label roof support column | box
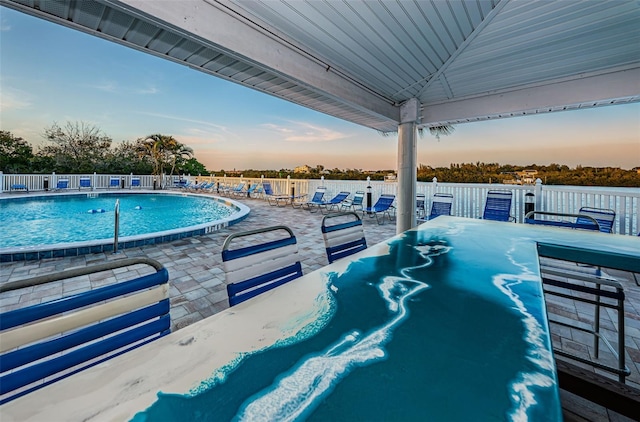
[396,99,419,234]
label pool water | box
[0,193,240,249]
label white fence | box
[2,173,639,235]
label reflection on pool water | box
[0,192,249,261]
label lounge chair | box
[10,184,29,193]
[318,191,351,213]
[262,181,291,206]
[187,181,207,192]
[55,179,69,191]
[362,194,395,224]
[482,190,514,222]
[223,225,303,307]
[79,177,92,190]
[577,206,616,233]
[242,183,259,198]
[225,182,246,197]
[321,212,367,264]
[341,191,365,212]
[130,177,141,189]
[108,177,120,189]
[251,185,264,198]
[231,182,253,197]
[194,182,215,192]
[302,187,327,212]
[173,179,188,189]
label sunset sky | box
[1,6,639,171]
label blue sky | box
[1,6,639,171]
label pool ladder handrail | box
[113,199,120,253]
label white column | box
[396,98,419,234]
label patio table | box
[4,216,638,421]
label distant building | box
[517,169,538,184]
[294,165,312,174]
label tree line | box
[2,123,637,186]
[0,122,209,176]
[416,162,640,187]
[223,163,639,186]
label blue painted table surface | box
[4,217,639,421]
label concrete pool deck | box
[1,191,639,421]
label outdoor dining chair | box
[428,193,453,220]
[482,190,514,222]
[321,212,367,264]
[577,207,615,233]
[222,225,303,307]
[524,211,601,232]
[416,194,426,218]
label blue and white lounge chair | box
[262,181,290,206]
[363,194,395,224]
[231,182,253,197]
[109,177,120,189]
[10,184,29,193]
[341,191,365,212]
[131,177,141,189]
[194,182,215,192]
[482,190,514,222]
[317,191,351,213]
[79,177,92,190]
[188,181,205,191]
[173,178,188,189]
[55,179,69,191]
[302,187,327,212]
[225,182,246,197]
[223,225,303,307]
[322,212,367,264]
[239,183,259,198]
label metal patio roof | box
[3,0,639,133]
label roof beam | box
[107,0,399,123]
[421,67,640,125]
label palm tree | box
[421,125,455,141]
[167,143,194,177]
[139,134,192,176]
[378,124,455,141]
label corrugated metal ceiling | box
[2,0,639,133]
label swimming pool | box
[0,192,250,262]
